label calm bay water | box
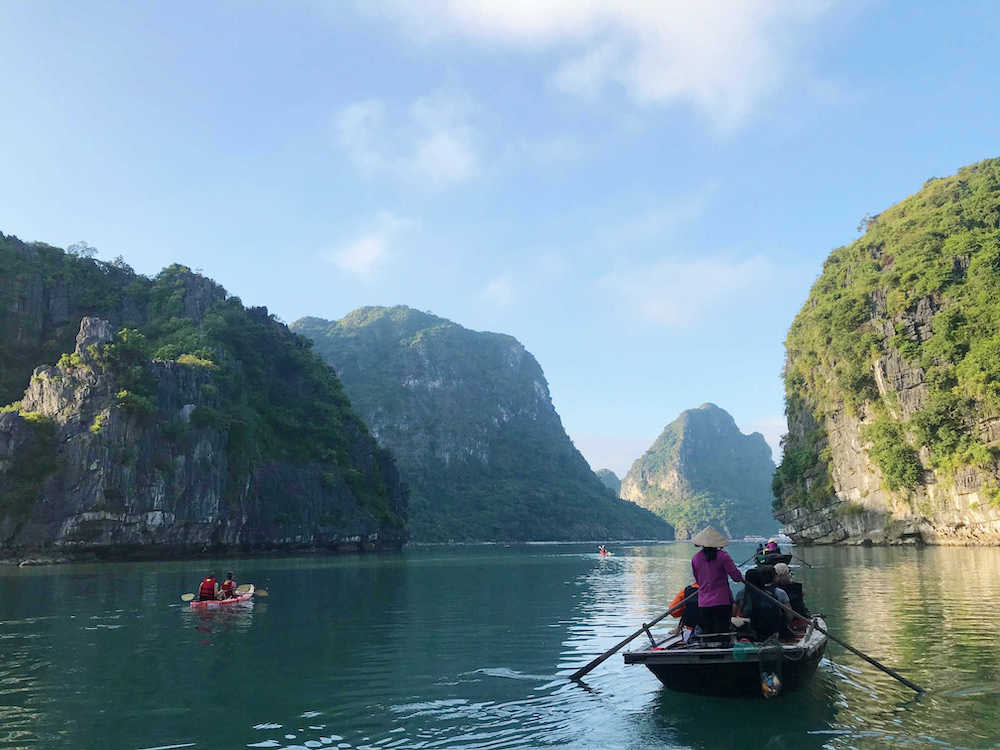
[1,542,999,749]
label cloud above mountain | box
[367,0,835,130]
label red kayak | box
[189,584,254,608]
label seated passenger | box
[743,566,792,640]
[220,571,237,599]
[668,583,701,640]
[764,538,780,554]
[198,575,220,602]
[773,562,809,620]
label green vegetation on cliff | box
[776,158,1000,511]
[621,403,777,538]
[0,233,405,544]
[294,307,672,542]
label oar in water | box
[180,593,195,602]
[743,580,924,694]
[569,588,699,681]
[791,553,814,569]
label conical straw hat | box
[691,526,729,547]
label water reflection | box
[0,545,999,748]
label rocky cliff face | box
[0,236,407,557]
[774,159,1000,545]
[293,307,672,542]
[621,403,777,539]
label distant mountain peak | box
[621,403,776,539]
[293,307,672,542]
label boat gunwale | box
[624,616,827,667]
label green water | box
[1,543,999,749]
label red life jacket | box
[221,579,235,596]
[199,577,217,600]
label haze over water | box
[1,543,998,749]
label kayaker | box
[690,526,743,638]
[220,571,237,599]
[197,575,221,602]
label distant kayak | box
[189,584,254,608]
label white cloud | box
[741,415,788,460]
[334,91,480,187]
[334,99,388,174]
[368,0,834,130]
[482,274,516,306]
[323,212,410,279]
[600,254,773,326]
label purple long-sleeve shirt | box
[691,548,743,607]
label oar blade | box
[180,593,195,602]
[235,583,252,594]
[254,589,268,597]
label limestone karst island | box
[4,3,1000,744]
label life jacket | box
[670,584,701,629]
[198,577,217,601]
[221,579,236,597]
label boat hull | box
[624,617,827,697]
[189,585,254,609]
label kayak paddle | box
[180,593,195,602]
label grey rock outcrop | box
[0,315,407,557]
[775,159,1000,545]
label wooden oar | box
[743,580,924,694]
[180,593,195,602]
[569,588,699,681]
[791,553,814,569]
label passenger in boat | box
[773,562,809,619]
[668,583,701,640]
[690,526,743,638]
[741,565,794,640]
[197,575,220,602]
[220,571,237,599]
[764,538,780,554]
[754,542,767,564]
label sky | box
[2,1,999,476]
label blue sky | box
[2,1,999,475]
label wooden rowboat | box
[624,615,827,697]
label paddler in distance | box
[197,574,221,601]
[220,571,237,599]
